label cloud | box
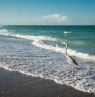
[33,14,69,25]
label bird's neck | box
[65,43,68,55]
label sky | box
[0,0,95,25]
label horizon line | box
[1,24,95,26]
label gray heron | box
[63,42,78,77]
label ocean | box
[0,25,95,93]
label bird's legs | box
[70,66,75,78]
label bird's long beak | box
[62,42,67,44]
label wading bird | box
[63,42,78,77]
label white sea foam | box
[64,31,71,34]
[0,29,11,36]
[32,41,95,62]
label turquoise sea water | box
[1,25,95,55]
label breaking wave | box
[64,31,71,34]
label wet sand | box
[0,68,95,97]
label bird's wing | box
[68,55,78,65]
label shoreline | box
[0,68,95,97]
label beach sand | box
[0,68,95,97]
